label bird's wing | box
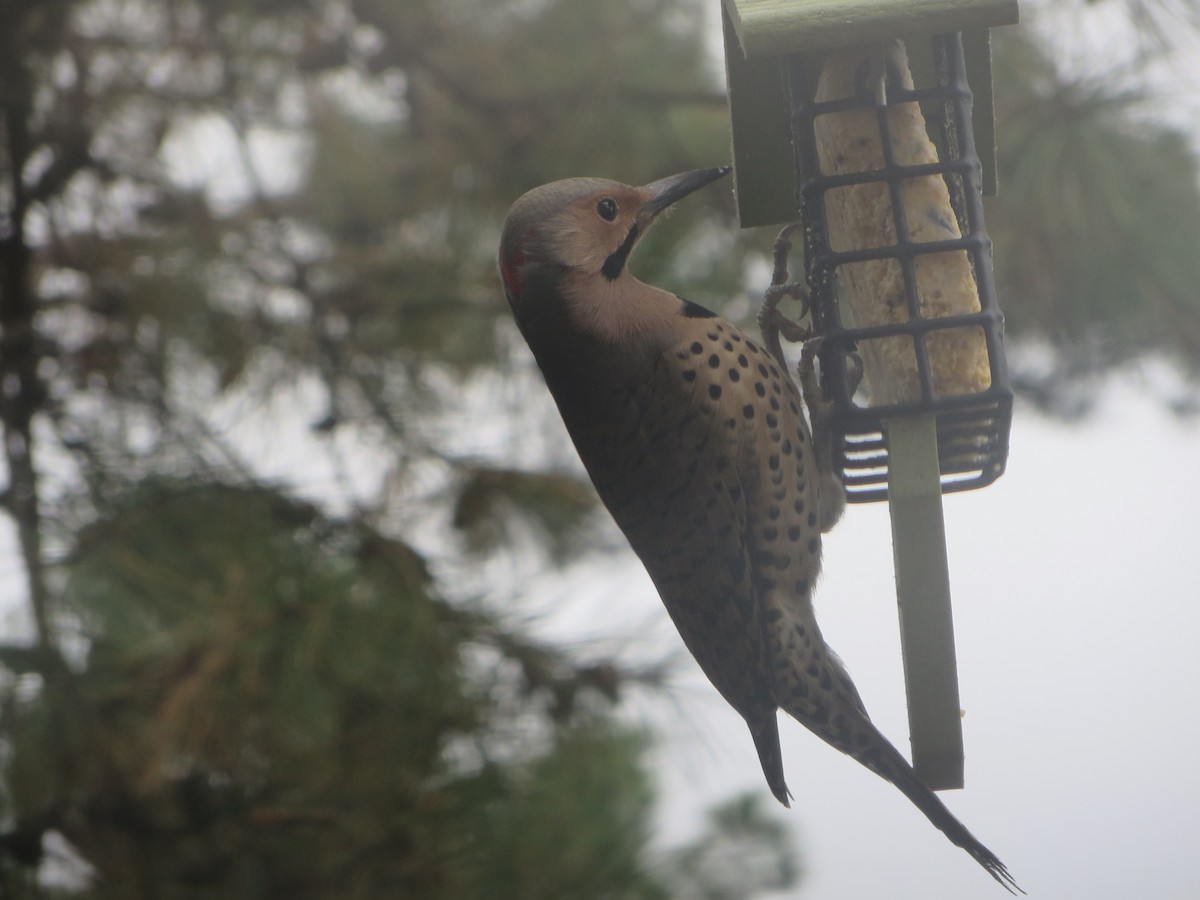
[561,314,775,722]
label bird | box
[499,167,1021,893]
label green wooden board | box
[722,0,1014,227]
[723,0,1017,56]
[721,4,796,228]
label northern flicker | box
[499,168,1020,893]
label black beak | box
[638,166,732,225]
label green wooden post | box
[887,414,964,789]
[721,0,1018,792]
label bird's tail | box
[852,732,1024,894]
[748,715,792,807]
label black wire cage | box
[786,32,1013,502]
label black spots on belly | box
[788,526,802,542]
[742,404,755,420]
[807,511,817,528]
[771,381,782,396]
[675,350,689,360]
[763,525,778,542]
[682,370,696,383]
[723,340,734,352]
[690,341,704,355]
[768,363,781,379]
[789,400,801,416]
[772,486,787,502]
[728,368,740,382]
[807,537,819,554]
[745,340,760,354]
[725,417,737,430]
[708,383,722,400]
[767,503,781,520]
[766,413,778,430]
[769,470,783,488]
[781,439,793,456]
[793,577,809,595]
[769,395,781,412]
[758,363,770,378]
[768,454,780,471]
[708,354,720,369]
[706,331,719,341]
[754,382,767,398]
[793,620,807,638]
[794,498,805,514]
[737,353,749,368]
[730,331,742,343]
[804,659,833,690]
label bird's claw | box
[845,347,864,400]
[798,337,847,530]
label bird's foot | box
[799,337,847,530]
[759,222,812,370]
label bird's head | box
[498,167,731,330]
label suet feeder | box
[720,0,1018,790]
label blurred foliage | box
[0,482,705,897]
[660,794,800,899]
[0,0,795,896]
[451,464,599,561]
[988,24,1200,414]
[3,0,1200,894]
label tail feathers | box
[748,715,792,807]
[861,739,1024,895]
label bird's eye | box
[596,198,618,222]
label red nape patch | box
[500,245,526,297]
